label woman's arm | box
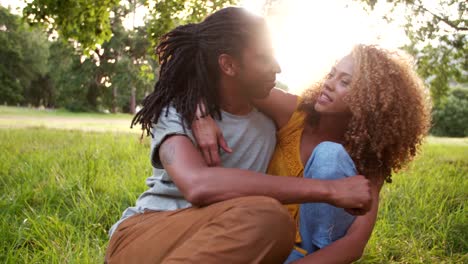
[191,88,298,166]
[190,103,232,166]
[252,88,298,129]
[293,181,383,264]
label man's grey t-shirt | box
[109,106,276,236]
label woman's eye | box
[341,80,350,86]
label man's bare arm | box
[159,135,372,213]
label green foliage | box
[359,0,467,106]
[13,0,237,112]
[96,18,156,113]
[0,125,466,263]
[0,3,158,112]
[276,80,289,91]
[22,0,238,56]
[0,6,49,105]
[145,0,237,56]
[46,40,84,109]
[23,0,120,54]
[431,88,468,137]
[404,32,467,107]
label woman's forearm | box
[294,183,381,264]
[293,235,367,264]
[251,88,298,128]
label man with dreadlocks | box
[105,7,372,263]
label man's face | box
[236,35,281,99]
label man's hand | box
[328,176,372,215]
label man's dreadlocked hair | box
[131,7,267,136]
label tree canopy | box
[2,0,234,113]
[23,0,236,54]
[0,6,49,105]
[23,0,120,54]
[360,0,467,106]
[1,0,467,136]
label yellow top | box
[266,101,306,246]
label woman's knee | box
[313,141,351,162]
[304,141,357,180]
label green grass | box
[0,106,137,133]
[0,107,467,263]
[1,128,152,263]
[357,142,467,263]
[0,106,132,118]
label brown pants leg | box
[105,196,296,264]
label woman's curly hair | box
[300,45,432,183]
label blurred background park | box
[0,0,466,263]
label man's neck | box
[218,78,253,115]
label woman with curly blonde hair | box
[193,44,431,263]
[298,44,431,184]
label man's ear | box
[218,54,238,77]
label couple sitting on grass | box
[105,7,430,263]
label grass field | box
[0,106,135,133]
[0,107,467,263]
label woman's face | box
[314,55,354,114]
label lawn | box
[0,106,136,133]
[0,107,467,263]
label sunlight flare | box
[242,0,408,94]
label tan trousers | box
[105,196,296,264]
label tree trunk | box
[129,86,136,114]
[112,86,118,113]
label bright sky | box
[241,0,409,94]
[0,0,24,13]
[1,0,409,94]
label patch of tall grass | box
[1,129,150,263]
[0,128,466,263]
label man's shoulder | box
[155,106,183,124]
[151,106,191,136]
[217,109,275,136]
[150,105,195,168]
[251,109,276,129]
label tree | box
[97,20,156,113]
[359,0,467,106]
[0,6,49,105]
[144,0,236,54]
[431,87,468,137]
[21,0,237,113]
[24,0,238,56]
[47,39,82,109]
[23,0,120,54]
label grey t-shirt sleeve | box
[150,106,196,169]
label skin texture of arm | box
[292,181,383,264]
[159,134,373,213]
[251,87,298,129]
